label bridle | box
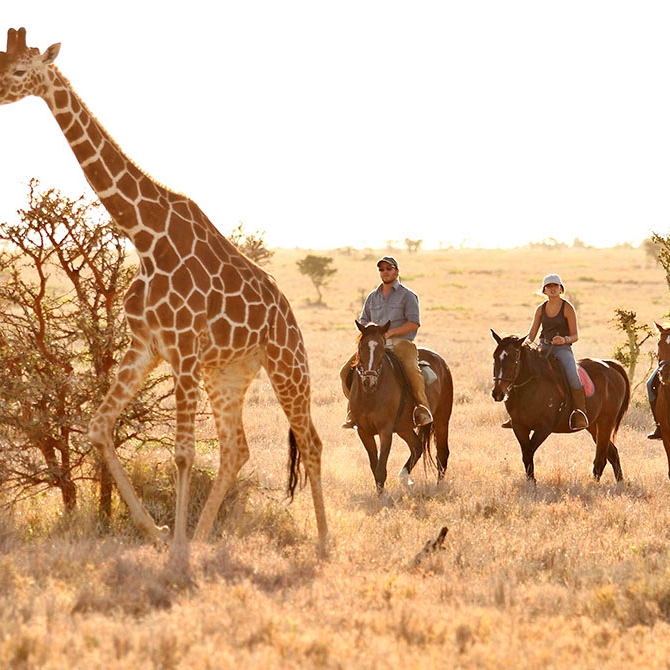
[356,362,382,383]
[493,345,522,387]
[493,343,536,395]
[356,335,385,390]
[658,359,670,386]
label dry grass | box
[1,244,669,669]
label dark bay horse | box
[653,322,670,478]
[491,330,630,482]
[348,321,453,491]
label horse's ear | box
[491,329,502,344]
[381,321,391,333]
[656,322,665,333]
[355,320,365,333]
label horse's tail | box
[287,429,303,501]
[607,359,631,437]
[418,423,436,471]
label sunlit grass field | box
[1,243,670,669]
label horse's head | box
[655,322,670,386]
[355,320,390,392]
[491,329,527,401]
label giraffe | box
[0,27,328,553]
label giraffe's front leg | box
[88,344,169,542]
[172,373,200,548]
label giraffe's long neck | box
[41,67,167,245]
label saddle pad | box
[419,360,438,387]
[577,366,595,397]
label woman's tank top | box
[540,300,569,342]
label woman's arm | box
[527,304,543,342]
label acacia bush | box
[0,181,173,518]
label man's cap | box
[377,256,398,269]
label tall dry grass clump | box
[0,245,669,668]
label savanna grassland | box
[2,244,670,669]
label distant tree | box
[228,221,273,266]
[404,238,422,253]
[296,254,337,305]
[529,238,567,249]
[0,181,173,519]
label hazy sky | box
[1,2,669,249]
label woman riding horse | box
[503,273,588,431]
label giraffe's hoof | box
[152,525,171,544]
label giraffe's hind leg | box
[266,366,329,556]
[193,361,257,542]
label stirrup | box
[413,405,433,427]
[569,409,589,431]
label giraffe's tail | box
[287,429,304,500]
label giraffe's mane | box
[52,65,192,204]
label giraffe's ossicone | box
[0,27,328,554]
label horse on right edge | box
[652,322,670,479]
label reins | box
[355,340,411,429]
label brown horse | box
[348,321,453,492]
[653,322,670,478]
[491,330,630,482]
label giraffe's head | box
[0,28,60,106]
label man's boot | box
[569,387,589,431]
[648,395,662,439]
[413,404,433,427]
[341,406,356,429]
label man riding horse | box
[339,256,433,428]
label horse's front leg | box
[514,426,551,482]
[357,428,380,490]
[662,431,670,480]
[375,429,394,492]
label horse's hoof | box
[398,468,414,488]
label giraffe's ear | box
[42,43,60,64]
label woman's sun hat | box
[542,274,564,291]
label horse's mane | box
[497,334,556,378]
[521,341,552,377]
